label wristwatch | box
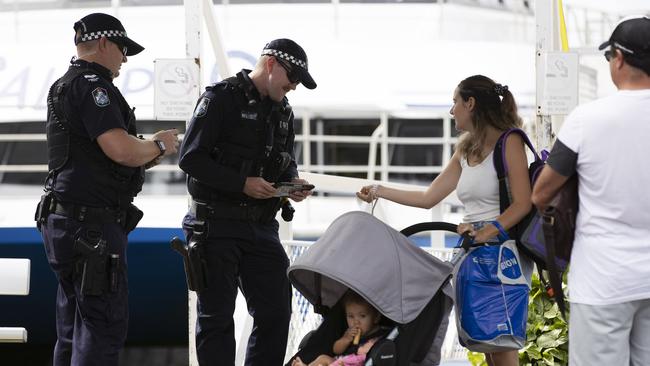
[153,139,166,157]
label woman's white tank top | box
[456,151,500,223]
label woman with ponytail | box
[358,75,532,366]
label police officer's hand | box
[152,129,180,157]
[244,177,277,199]
[144,156,163,170]
[288,178,312,202]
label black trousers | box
[183,214,292,366]
[41,213,129,366]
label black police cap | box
[262,39,317,89]
[74,13,144,56]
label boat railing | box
[0,110,458,184]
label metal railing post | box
[379,112,389,182]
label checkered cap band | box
[80,30,128,42]
[262,49,307,69]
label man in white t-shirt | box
[532,15,650,366]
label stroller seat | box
[286,211,458,366]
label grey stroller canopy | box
[288,211,453,324]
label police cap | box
[74,13,144,56]
[262,39,317,89]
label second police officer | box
[36,13,179,366]
[178,39,316,365]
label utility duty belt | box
[35,192,143,232]
[190,199,282,224]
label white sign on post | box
[154,59,200,120]
[537,52,579,115]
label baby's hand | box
[344,326,359,341]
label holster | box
[280,198,294,222]
[35,191,56,231]
[259,198,284,222]
[170,224,209,292]
[124,204,144,233]
[74,233,109,296]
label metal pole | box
[184,1,201,365]
[201,0,232,78]
[535,0,556,152]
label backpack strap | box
[542,216,569,319]
[494,129,565,312]
[493,128,542,207]
[492,128,542,226]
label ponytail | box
[455,75,522,162]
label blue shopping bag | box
[454,240,529,353]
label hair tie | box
[494,84,508,96]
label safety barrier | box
[0,258,31,343]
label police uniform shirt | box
[179,69,298,202]
[52,59,136,207]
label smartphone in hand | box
[273,182,315,197]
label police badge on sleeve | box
[92,87,110,107]
[193,97,210,118]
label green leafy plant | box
[467,351,487,365]
[467,272,569,366]
[519,272,569,365]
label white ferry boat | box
[0,0,645,364]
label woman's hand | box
[473,223,500,243]
[356,185,378,203]
[457,223,499,244]
[457,223,474,237]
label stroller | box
[286,211,458,366]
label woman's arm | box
[357,151,462,209]
[473,133,532,242]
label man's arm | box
[97,128,179,168]
[531,166,570,212]
[531,139,577,211]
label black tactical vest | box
[46,66,144,205]
[188,71,293,203]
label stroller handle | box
[401,222,475,267]
[400,221,458,237]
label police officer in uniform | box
[35,13,179,366]
[179,38,316,365]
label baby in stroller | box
[292,290,386,366]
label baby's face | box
[345,302,377,335]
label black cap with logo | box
[599,16,650,68]
[262,38,317,89]
[73,13,144,57]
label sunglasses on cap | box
[275,57,300,84]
